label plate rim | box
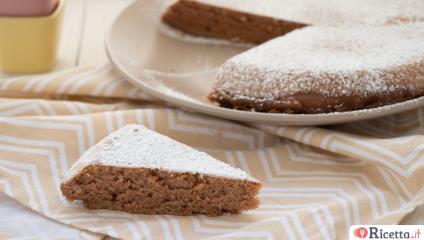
[105,0,424,126]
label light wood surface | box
[58,0,134,68]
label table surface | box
[0,0,422,235]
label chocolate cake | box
[162,0,307,44]
[208,24,424,114]
[162,0,424,44]
[61,125,261,216]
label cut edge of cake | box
[161,0,424,46]
[161,0,307,44]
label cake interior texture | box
[161,0,307,44]
[61,164,261,217]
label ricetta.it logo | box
[354,227,369,239]
[350,225,423,240]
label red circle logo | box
[354,227,368,238]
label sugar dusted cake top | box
[67,125,258,182]
[215,23,424,99]
[188,0,424,26]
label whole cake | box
[61,125,261,216]
[162,0,424,44]
[208,24,424,113]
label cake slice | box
[162,0,424,45]
[61,125,261,216]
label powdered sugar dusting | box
[67,125,258,182]
[215,24,424,100]
[194,0,424,26]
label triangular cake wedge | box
[162,0,424,44]
[61,125,261,216]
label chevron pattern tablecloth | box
[0,65,423,240]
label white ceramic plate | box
[105,0,424,126]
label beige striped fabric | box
[0,65,423,240]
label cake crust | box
[208,89,424,114]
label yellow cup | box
[0,0,64,73]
